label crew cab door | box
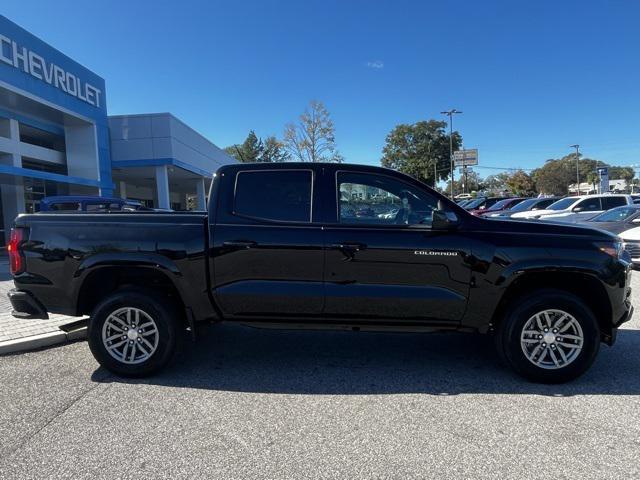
[322,169,471,324]
[210,167,324,318]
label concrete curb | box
[0,325,88,355]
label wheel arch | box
[491,270,614,343]
[76,264,190,329]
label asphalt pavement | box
[1,276,640,479]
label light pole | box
[570,144,580,194]
[441,109,462,198]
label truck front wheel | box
[496,289,600,383]
[88,289,178,377]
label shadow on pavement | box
[93,322,640,396]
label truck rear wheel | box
[496,289,600,383]
[88,289,178,377]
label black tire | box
[88,288,179,377]
[495,289,600,383]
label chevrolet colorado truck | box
[7,163,634,383]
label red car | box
[472,197,527,216]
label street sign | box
[598,167,609,193]
[453,149,478,167]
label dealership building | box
[0,15,236,242]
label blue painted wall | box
[0,15,112,192]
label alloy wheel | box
[101,307,159,364]
[520,309,584,370]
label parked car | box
[7,162,633,383]
[355,206,376,218]
[39,196,152,213]
[488,197,562,219]
[454,193,473,201]
[581,205,640,268]
[464,196,503,213]
[511,194,632,223]
[474,197,527,217]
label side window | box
[536,199,555,209]
[50,202,80,211]
[337,172,438,226]
[576,197,601,211]
[234,170,312,222]
[86,202,122,211]
[602,196,627,209]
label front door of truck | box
[210,167,325,319]
[323,169,471,324]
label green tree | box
[445,170,481,195]
[532,154,634,195]
[505,170,536,196]
[224,144,244,161]
[483,172,510,194]
[283,100,342,162]
[608,166,635,182]
[224,130,263,162]
[260,136,290,162]
[532,155,599,195]
[240,130,263,162]
[380,120,461,186]
[586,172,599,192]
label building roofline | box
[108,112,225,151]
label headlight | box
[595,241,623,259]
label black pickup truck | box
[7,163,634,383]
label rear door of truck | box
[209,165,325,319]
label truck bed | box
[12,212,212,321]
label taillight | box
[7,228,25,275]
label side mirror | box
[573,206,584,212]
[632,218,640,223]
[432,209,460,230]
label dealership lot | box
[1,276,639,479]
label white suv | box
[510,194,632,223]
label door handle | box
[223,240,257,249]
[331,242,366,252]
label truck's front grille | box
[623,241,640,259]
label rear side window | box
[602,196,627,209]
[234,170,312,222]
[50,202,80,211]
[575,197,601,211]
[86,202,123,211]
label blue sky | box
[4,0,640,175]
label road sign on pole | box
[597,167,609,193]
[453,149,478,167]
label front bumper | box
[8,289,49,320]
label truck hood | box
[619,226,640,241]
[476,216,619,241]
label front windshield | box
[465,198,485,209]
[509,198,538,212]
[485,199,511,211]
[590,206,639,222]
[547,197,579,211]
